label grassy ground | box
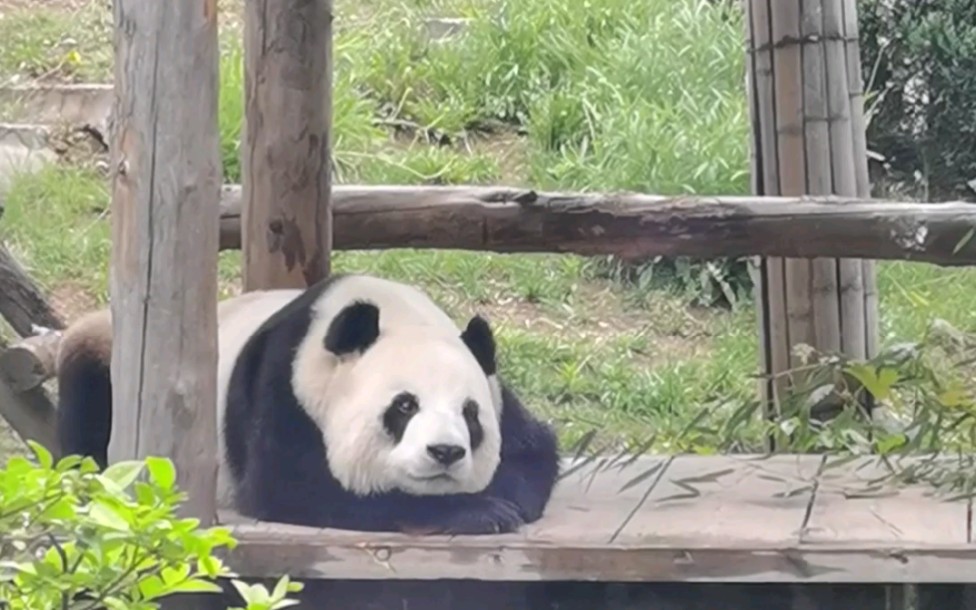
[0,0,975,460]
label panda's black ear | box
[324,301,380,356]
[461,315,496,376]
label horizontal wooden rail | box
[216,184,976,266]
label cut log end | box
[0,331,62,392]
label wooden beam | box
[108,0,220,522]
[0,242,64,337]
[241,0,332,290]
[0,338,59,456]
[216,185,976,266]
[216,455,976,584]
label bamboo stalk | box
[748,0,789,417]
[771,1,814,369]
[841,0,879,359]
[801,0,842,355]
[822,0,868,362]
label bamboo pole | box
[747,0,878,425]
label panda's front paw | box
[428,496,525,536]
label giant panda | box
[55,273,561,535]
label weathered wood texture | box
[217,455,976,584]
[242,0,332,290]
[0,337,58,455]
[196,579,894,610]
[0,329,61,392]
[746,0,877,425]
[217,185,976,266]
[108,0,220,522]
[0,242,64,337]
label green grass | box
[0,2,112,85]
[0,0,975,456]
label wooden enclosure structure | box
[0,0,975,608]
[747,0,879,427]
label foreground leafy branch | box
[0,443,302,610]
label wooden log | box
[241,0,332,290]
[0,242,64,337]
[108,0,220,525]
[216,184,976,266]
[0,329,61,392]
[0,338,59,457]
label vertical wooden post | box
[745,0,876,432]
[108,0,221,522]
[241,0,333,291]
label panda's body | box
[55,273,560,535]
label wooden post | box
[241,0,333,291]
[108,0,221,522]
[745,0,877,430]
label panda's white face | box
[291,304,504,497]
[325,328,502,495]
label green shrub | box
[0,443,301,610]
[859,0,976,201]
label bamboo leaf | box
[617,461,665,494]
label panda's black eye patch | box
[395,393,419,414]
[382,392,419,443]
[463,399,484,451]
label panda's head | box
[292,300,503,497]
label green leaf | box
[876,433,908,454]
[101,460,146,489]
[138,574,166,600]
[953,226,975,254]
[846,363,897,401]
[232,580,272,605]
[145,456,177,490]
[26,440,54,469]
[165,576,224,595]
[88,500,132,531]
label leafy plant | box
[0,444,302,610]
[586,317,976,500]
[860,0,976,201]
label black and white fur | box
[55,273,560,535]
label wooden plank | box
[108,0,221,521]
[217,456,976,584]
[803,456,969,546]
[241,0,332,290]
[616,454,825,547]
[530,455,675,544]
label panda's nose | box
[427,444,466,466]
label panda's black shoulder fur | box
[223,273,561,535]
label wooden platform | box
[219,454,976,584]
